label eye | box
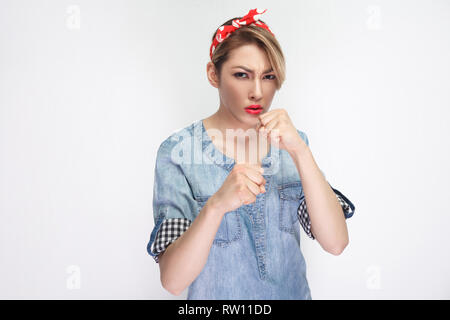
[233,72,276,80]
[234,72,248,79]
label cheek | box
[263,85,277,99]
[222,81,246,102]
[264,88,275,99]
[264,82,277,93]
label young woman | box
[146,8,355,300]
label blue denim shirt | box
[146,119,355,299]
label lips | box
[245,105,263,115]
[245,104,262,110]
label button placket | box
[251,175,270,280]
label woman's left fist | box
[256,108,307,154]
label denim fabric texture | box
[146,119,354,299]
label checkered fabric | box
[151,191,354,261]
[150,218,192,263]
[298,193,353,240]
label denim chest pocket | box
[195,196,242,248]
[278,182,304,233]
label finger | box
[258,181,266,193]
[259,111,279,127]
[255,119,262,131]
[260,119,279,139]
[234,164,265,181]
[241,167,266,186]
[258,108,277,121]
[265,118,279,133]
[259,119,278,138]
[242,162,265,175]
[244,163,266,181]
[244,178,263,196]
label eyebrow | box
[232,65,274,74]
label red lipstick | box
[245,104,262,115]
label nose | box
[249,78,263,101]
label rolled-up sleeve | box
[295,129,355,240]
[146,138,197,263]
[297,185,355,240]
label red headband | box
[210,8,275,60]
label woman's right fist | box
[208,163,266,214]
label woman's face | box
[207,44,278,128]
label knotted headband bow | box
[210,8,275,60]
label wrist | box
[205,195,224,216]
[288,137,310,158]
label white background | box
[1,0,449,299]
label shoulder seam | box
[158,121,196,151]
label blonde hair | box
[210,17,286,90]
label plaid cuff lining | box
[298,193,353,240]
[150,218,192,263]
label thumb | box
[255,120,262,131]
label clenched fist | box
[209,163,266,213]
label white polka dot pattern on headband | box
[209,8,275,59]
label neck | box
[203,105,270,165]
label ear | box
[206,61,220,88]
